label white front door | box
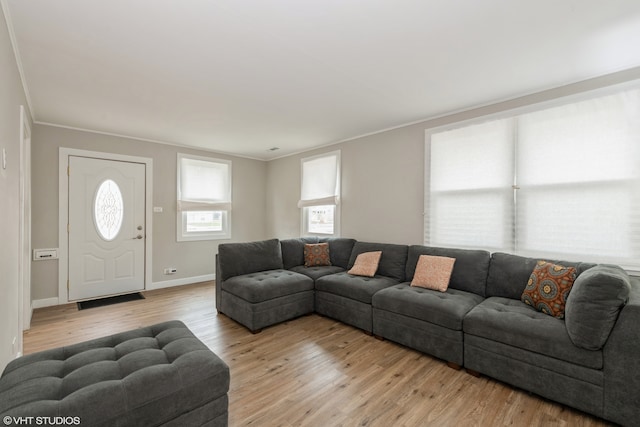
[68,156,146,301]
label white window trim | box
[299,150,341,237]
[176,153,232,241]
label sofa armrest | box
[603,276,640,425]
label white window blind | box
[177,155,232,211]
[428,120,514,251]
[299,151,340,235]
[298,151,340,208]
[177,154,232,241]
[427,88,640,271]
[516,91,640,266]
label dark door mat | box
[77,292,145,310]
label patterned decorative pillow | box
[521,260,577,318]
[347,251,382,277]
[410,255,456,292]
[304,243,331,267]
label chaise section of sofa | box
[463,252,635,422]
[464,298,605,415]
[314,241,408,333]
[372,245,489,367]
[217,239,314,333]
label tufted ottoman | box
[0,320,229,427]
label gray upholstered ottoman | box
[0,320,229,427]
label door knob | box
[133,234,143,239]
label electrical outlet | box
[163,268,177,275]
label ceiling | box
[5,1,640,160]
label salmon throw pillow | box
[410,255,456,292]
[347,251,382,277]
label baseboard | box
[32,297,60,309]
[32,276,215,309]
[148,274,216,291]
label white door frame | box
[18,106,31,343]
[58,148,153,305]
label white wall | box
[266,67,640,244]
[266,124,426,244]
[0,5,30,370]
[30,124,267,301]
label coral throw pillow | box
[304,243,331,267]
[521,260,577,319]
[410,255,456,292]
[348,251,382,277]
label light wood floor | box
[24,282,611,427]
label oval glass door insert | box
[94,179,124,241]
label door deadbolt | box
[137,225,143,230]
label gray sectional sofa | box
[215,238,640,426]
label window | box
[177,154,231,241]
[299,151,341,236]
[428,120,514,251]
[427,88,640,272]
[94,179,124,241]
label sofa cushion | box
[373,283,484,331]
[315,272,399,304]
[411,255,456,292]
[565,265,631,350]
[280,237,319,269]
[348,251,382,277]
[348,242,408,281]
[464,297,602,369]
[221,269,314,303]
[406,246,490,297]
[319,237,357,269]
[290,265,345,281]
[304,243,331,267]
[218,239,283,281]
[521,260,577,319]
[486,252,595,300]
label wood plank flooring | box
[23,282,611,427]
